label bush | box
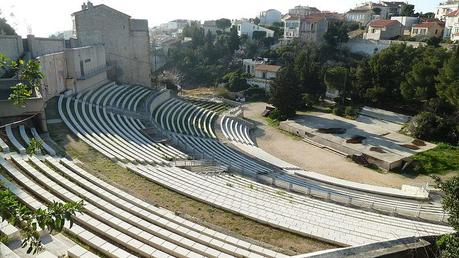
[268,108,287,122]
[332,105,344,116]
[344,106,357,117]
[223,71,250,92]
[302,93,318,108]
[244,87,266,101]
[404,112,458,145]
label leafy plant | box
[0,187,84,254]
[26,138,44,155]
[0,54,44,106]
[433,176,459,257]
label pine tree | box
[436,48,459,108]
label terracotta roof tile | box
[255,64,281,73]
[446,9,459,17]
[368,19,401,28]
[413,22,444,28]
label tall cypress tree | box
[270,64,302,119]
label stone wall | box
[26,35,65,58]
[342,39,426,55]
[65,45,108,93]
[38,52,67,101]
[0,35,24,60]
[73,4,151,87]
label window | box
[84,58,91,63]
[413,29,418,34]
[371,28,376,33]
[262,72,266,79]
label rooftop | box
[368,19,401,28]
[413,21,444,28]
[255,64,281,73]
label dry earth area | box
[243,102,454,188]
[45,118,336,255]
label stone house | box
[364,19,403,40]
[411,21,445,39]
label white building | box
[233,20,274,39]
[444,9,459,40]
[248,65,281,90]
[346,2,389,25]
[259,9,282,26]
[243,58,267,75]
[436,1,459,21]
[283,14,329,43]
[288,5,321,17]
[391,16,420,35]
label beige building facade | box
[72,2,151,87]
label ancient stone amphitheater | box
[0,83,454,257]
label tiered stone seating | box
[6,125,25,154]
[0,135,9,152]
[176,134,271,174]
[155,98,217,139]
[20,125,57,156]
[127,163,454,247]
[55,157,283,258]
[59,84,188,164]
[0,243,19,258]
[0,136,283,257]
[221,115,255,145]
[0,165,104,258]
[181,97,229,113]
[0,219,20,242]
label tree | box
[270,64,302,119]
[0,187,84,254]
[403,112,458,144]
[324,66,348,102]
[182,22,205,47]
[420,12,435,19]
[400,4,415,17]
[323,21,350,48]
[436,48,459,108]
[227,26,240,52]
[0,11,16,35]
[252,31,267,41]
[401,46,447,103]
[215,18,231,30]
[222,71,250,92]
[433,176,459,258]
[372,8,382,15]
[293,44,325,99]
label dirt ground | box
[243,102,449,188]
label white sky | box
[1,0,439,37]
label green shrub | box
[404,112,458,145]
[332,105,344,116]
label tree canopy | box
[0,11,16,35]
[215,18,231,30]
[400,4,415,17]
